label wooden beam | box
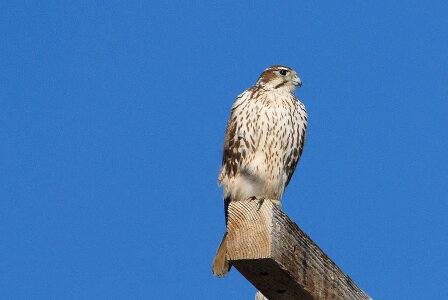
[226,200,372,300]
[255,291,268,300]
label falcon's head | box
[255,65,302,93]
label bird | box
[212,65,308,277]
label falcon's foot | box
[248,196,265,210]
[270,199,282,208]
[248,197,282,210]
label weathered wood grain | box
[226,200,372,300]
[255,291,269,300]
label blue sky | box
[1,1,447,299]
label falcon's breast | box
[219,85,307,201]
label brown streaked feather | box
[219,88,260,185]
[214,65,307,278]
[285,128,306,187]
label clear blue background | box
[1,1,447,299]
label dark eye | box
[279,69,288,76]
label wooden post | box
[255,291,269,300]
[226,200,372,300]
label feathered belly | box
[227,126,298,201]
[226,150,291,201]
[221,95,305,202]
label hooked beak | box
[293,77,302,87]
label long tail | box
[212,232,230,277]
[212,197,232,277]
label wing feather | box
[284,102,307,187]
[218,89,258,185]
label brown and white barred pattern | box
[218,65,307,202]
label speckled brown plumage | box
[218,65,307,202]
[213,65,308,277]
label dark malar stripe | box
[274,81,287,89]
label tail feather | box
[212,196,232,277]
[212,232,231,277]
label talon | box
[256,198,265,210]
[248,196,257,201]
[270,200,282,208]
